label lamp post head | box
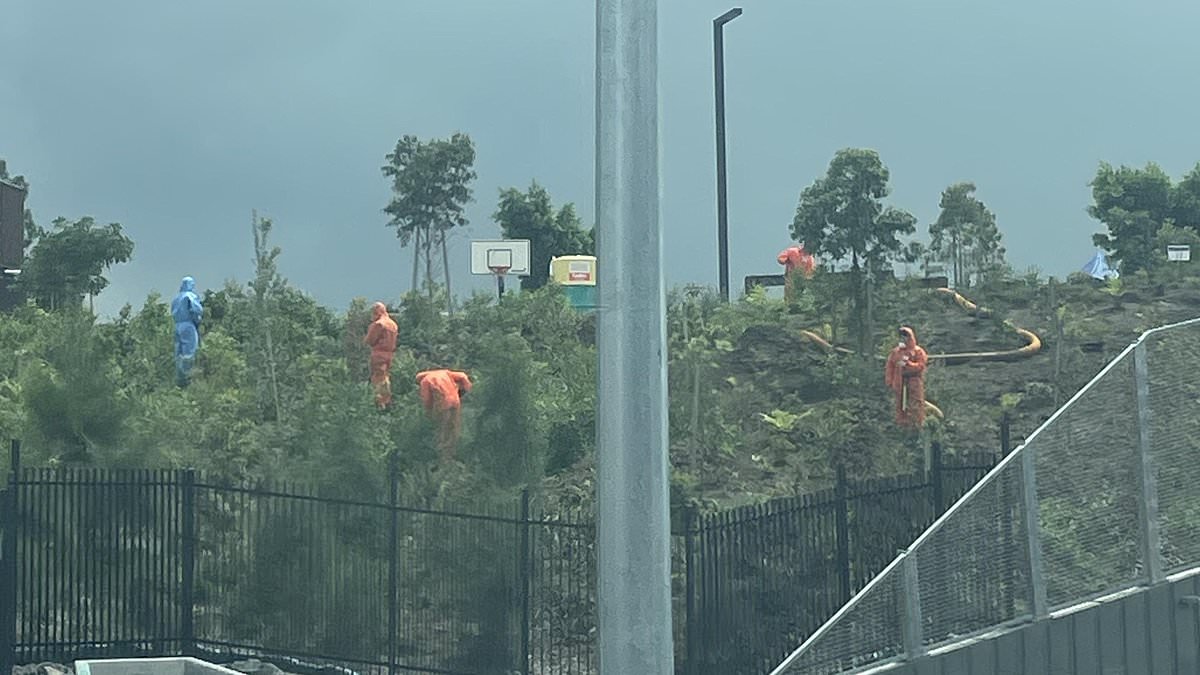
[715,7,743,26]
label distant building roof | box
[0,178,28,192]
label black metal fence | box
[0,442,996,675]
[682,447,998,674]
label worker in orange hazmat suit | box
[363,302,398,409]
[777,244,816,302]
[416,369,473,462]
[885,326,929,429]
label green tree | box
[469,333,547,489]
[382,133,477,307]
[250,211,285,423]
[1153,222,1200,280]
[929,182,1005,287]
[1089,162,1173,274]
[667,286,736,455]
[1171,163,1200,231]
[20,216,134,311]
[493,181,593,290]
[791,148,916,353]
[22,311,128,462]
[899,241,928,277]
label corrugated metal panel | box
[887,570,1200,675]
[1175,576,1200,673]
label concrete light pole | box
[594,0,674,673]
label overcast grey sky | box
[3,0,1199,316]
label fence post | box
[180,468,196,656]
[518,488,532,675]
[998,416,1017,617]
[0,440,19,675]
[0,490,11,675]
[834,465,851,604]
[993,410,1012,614]
[1132,342,1164,584]
[929,440,945,515]
[683,504,700,675]
[1020,448,1048,619]
[387,453,399,675]
[898,550,925,659]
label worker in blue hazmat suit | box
[171,276,203,387]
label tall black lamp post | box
[714,7,742,302]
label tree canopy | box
[493,181,593,290]
[1088,161,1186,274]
[382,133,477,304]
[791,149,916,274]
[791,148,916,352]
[929,182,1006,287]
[20,216,134,311]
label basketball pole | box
[493,269,507,300]
[594,1,674,674]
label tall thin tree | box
[382,133,477,311]
[251,210,284,423]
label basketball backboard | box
[471,239,530,276]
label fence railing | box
[770,317,1200,675]
[683,450,995,675]
[0,441,998,675]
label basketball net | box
[490,266,510,298]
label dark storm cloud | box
[2,0,1199,315]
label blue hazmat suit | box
[171,277,203,386]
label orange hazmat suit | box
[364,302,398,409]
[885,326,929,429]
[777,245,816,302]
[416,369,473,461]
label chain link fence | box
[771,317,1200,675]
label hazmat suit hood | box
[371,302,388,320]
[899,326,917,346]
[171,277,202,326]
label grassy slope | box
[660,275,1200,510]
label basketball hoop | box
[490,265,511,298]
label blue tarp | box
[1081,251,1119,280]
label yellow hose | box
[928,288,1042,364]
[790,286,1040,424]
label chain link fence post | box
[1132,341,1164,584]
[899,550,924,659]
[930,440,945,515]
[1020,447,1048,619]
